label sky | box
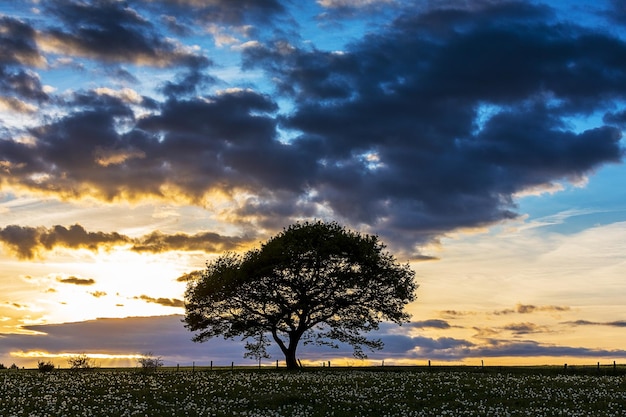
[0,0,625,368]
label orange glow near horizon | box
[8,351,625,370]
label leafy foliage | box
[185,221,417,368]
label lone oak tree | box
[184,221,417,369]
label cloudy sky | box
[1,0,625,368]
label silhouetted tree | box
[137,352,163,374]
[184,221,417,369]
[67,353,95,370]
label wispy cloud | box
[564,320,626,328]
[440,304,570,319]
[502,322,550,335]
[175,270,202,282]
[89,291,107,298]
[408,319,451,329]
[134,295,184,308]
[494,304,570,316]
[439,310,478,319]
[57,276,96,286]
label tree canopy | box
[184,221,417,369]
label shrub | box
[37,361,55,372]
[67,353,95,370]
[137,352,163,374]
[0,363,6,369]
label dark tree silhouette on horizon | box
[184,221,417,369]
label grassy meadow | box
[2,366,626,416]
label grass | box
[2,366,626,416]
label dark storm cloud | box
[68,90,136,117]
[0,1,625,254]
[159,67,216,98]
[0,16,44,68]
[57,276,96,286]
[0,16,49,111]
[0,88,299,203]
[0,224,251,259]
[606,0,626,25]
[137,0,286,29]
[604,109,626,127]
[242,1,624,248]
[40,0,210,69]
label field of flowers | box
[2,367,626,416]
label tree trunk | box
[271,327,301,370]
[284,333,301,370]
[284,347,299,370]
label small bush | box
[37,361,55,372]
[137,352,163,374]
[67,353,96,370]
[0,363,6,369]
